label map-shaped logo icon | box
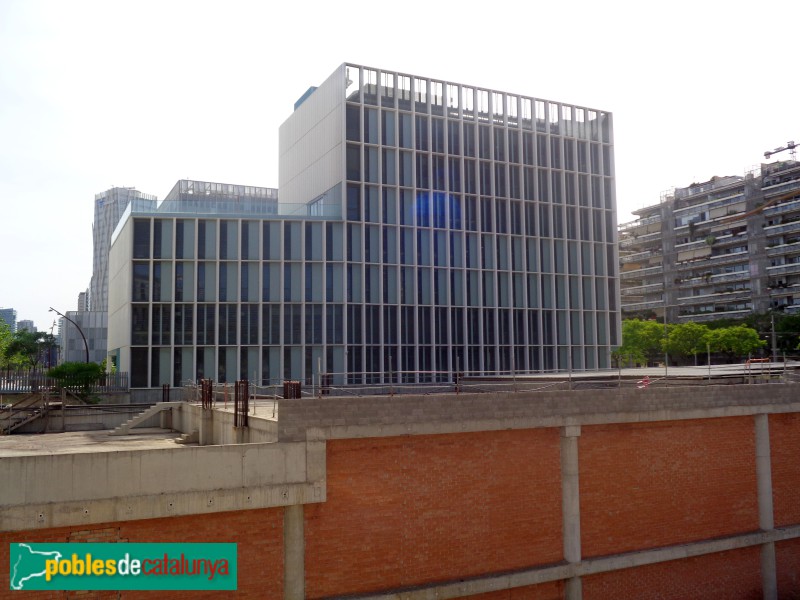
[10,543,62,590]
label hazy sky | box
[1,0,798,330]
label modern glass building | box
[92,187,158,312]
[108,64,620,388]
[0,308,17,333]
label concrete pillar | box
[199,409,213,446]
[284,504,305,600]
[561,425,582,600]
[159,408,172,429]
[755,414,777,600]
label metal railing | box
[174,364,799,402]
[0,371,128,394]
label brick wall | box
[4,399,800,599]
[464,581,564,599]
[777,538,800,599]
[579,417,759,557]
[582,546,762,600]
[770,412,800,527]
[304,429,562,599]
[0,508,283,600]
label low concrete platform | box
[0,427,189,457]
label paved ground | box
[0,427,184,458]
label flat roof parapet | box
[275,383,800,442]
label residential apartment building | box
[108,63,620,388]
[15,320,35,333]
[77,290,89,312]
[619,159,800,322]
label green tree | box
[47,362,104,398]
[0,321,15,372]
[5,331,56,371]
[707,325,766,360]
[617,319,666,366]
[663,322,711,365]
[775,313,800,354]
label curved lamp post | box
[49,307,89,363]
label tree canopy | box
[618,319,768,365]
[47,361,104,397]
[663,322,711,365]
[2,330,56,371]
[707,325,766,358]
[616,319,665,366]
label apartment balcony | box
[687,251,749,269]
[674,238,712,252]
[763,197,800,218]
[762,178,800,200]
[620,249,662,265]
[676,270,750,289]
[621,283,663,297]
[619,231,661,249]
[621,300,665,313]
[767,262,800,277]
[676,290,752,306]
[618,214,662,232]
[763,220,800,237]
[710,271,751,284]
[620,265,663,281]
[677,308,751,322]
[766,241,800,258]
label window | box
[133,219,150,259]
[133,263,149,301]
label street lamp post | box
[770,310,778,363]
[49,307,89,364]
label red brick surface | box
[770,412,800,527]
[579,417,759,557]
[465,580,563,599]
[582,546,762,600]
[0,508,284,600]
[777,538,800,599]
[304,429,563,599]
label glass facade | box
[120,65,620,387]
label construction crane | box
[764,141,797,161]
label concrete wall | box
[107,215,133,358]
[13,405,158,434]
[278,63,344,206]
[0,439,319,532]
[165,402,277,444]
[277,383,800,442]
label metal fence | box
[175,362,796,401]
[0,371,129,394]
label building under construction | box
[619,149,800,323]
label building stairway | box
[0,394,54,435]
[109,402,182,436]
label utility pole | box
[771,310,778,363]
